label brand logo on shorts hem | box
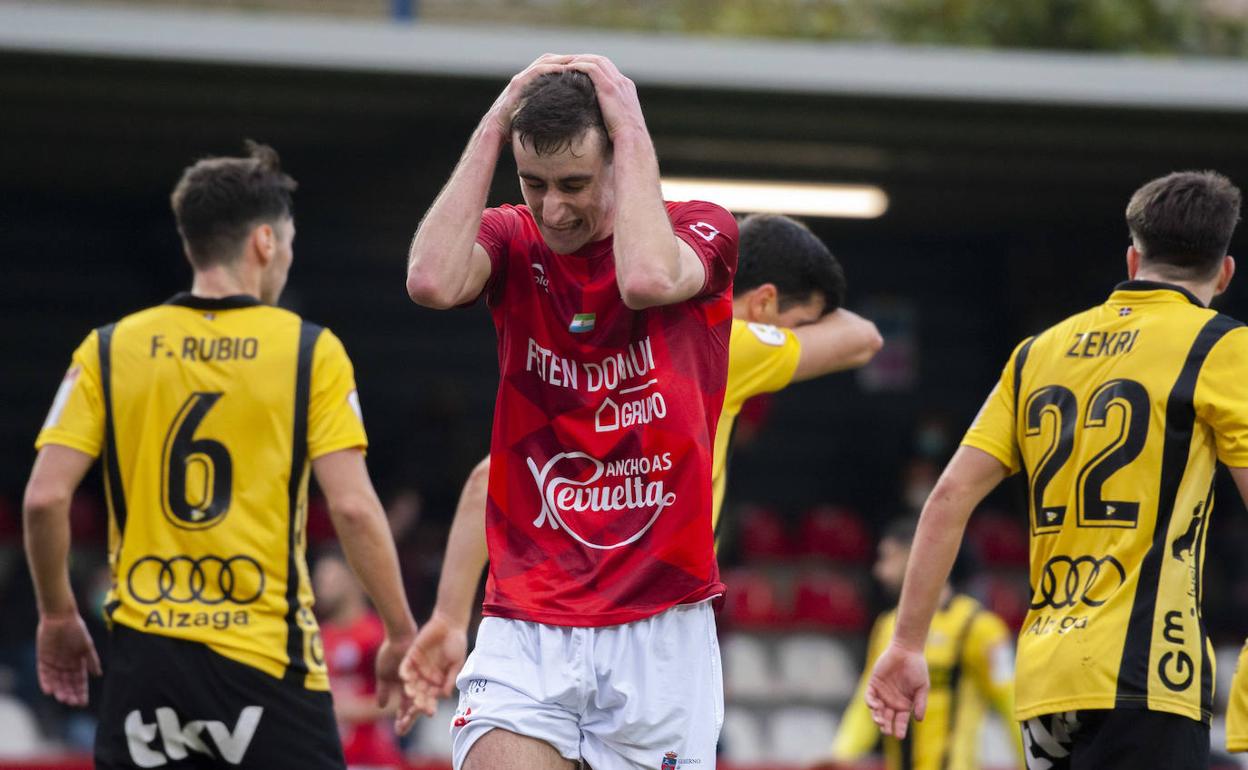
[125,706,262,767]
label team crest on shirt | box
[526,451,676,550]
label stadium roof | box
[4,1,1248,112]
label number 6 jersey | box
[962,280,1248,724]
[35,293,368,690]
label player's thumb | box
[376,679,393,709]
[913,685,929,722]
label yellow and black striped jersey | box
[711,318,801,528]
[962,280,1248,723]
[36,293,368,691]
[1227,640,1248,752]
[833,594,1022,770]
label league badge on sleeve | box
[747,322,786,347]
[661,751,678,769]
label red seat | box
[976,572,1030,631]
[738,505,793,560]
[967,510,1029,566]
[69,492,105,543]
[798,504,872,563]
[722,568,784,629]
[306,494,336,544]
[791,569,868,631]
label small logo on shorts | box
[661,751,678,769]
[453,707,473,728]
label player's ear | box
[1216,255,1235,295]
[1125,244,1141,279]
[750,284,778,322]
[253,223,275,267]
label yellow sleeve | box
[1227,639,1248,752]
[965,611,1025,766]
[307,329,368,460]
[960,337,1032,475]
[831,614,889,760]
[1195,326,1248,467]
[725,320,802,412]
[35,331,105,458]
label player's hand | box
[567,55,647,140]
[36,611,102,707]
[377,629,431,736]
[395,611,469,733]
[865,641,929,740]
[485,53,576,138]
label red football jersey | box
[475,200,736,626]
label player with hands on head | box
[405,54,738,770]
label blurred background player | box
[818,516,1022,770]
[22,141,424,769]
[314,551,406,769]
[404,54,737,770]
[866,171,1246,770]
[400,214,882,712]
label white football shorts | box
[451,599,723,769]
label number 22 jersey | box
[476,201,737,627]
[36,294,368,690]
[963,281,1248,723]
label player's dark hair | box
[736,214,846,313]
[170,140,297,269]
[882,515,920,547]
[1126,170,1241,280]
[512,71,609,157]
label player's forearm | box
[892,505,969,651]
[406,120,504,309]
[893,450,1003,650]
[330,498,417,640]
[434,459,491,628]
[610,130,697,309]
[823,309,884,368]
[22,489,77,617]
[793,309,885,381]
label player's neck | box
[1130,269,1217,307]
[191,265,261,301]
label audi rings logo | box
[1030,554,1126,610]
[127,555,265,605]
